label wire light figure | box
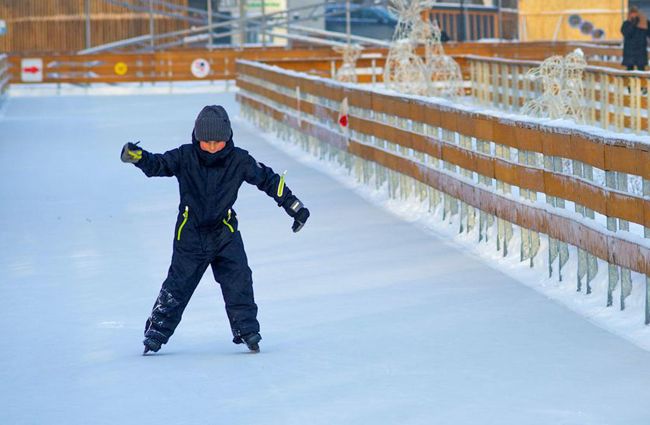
[334,44,363,83]
[522,49,586,122]
[562,49,587,122]
[383,0,429,94]
[384,0,463,98]
[425,19,463,98]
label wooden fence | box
[5,47,371,84]
[3,42,606,85]
[0,0,191,54]
[468,55,650,134]
[425,7,518,41]
[235,59,650,324]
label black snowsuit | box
[621,18,649,69]
[134,133,300,346]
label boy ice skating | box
[120,105,310,354]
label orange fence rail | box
[6,47,362,84]
[6,41,618,85]
[235,59,650,324]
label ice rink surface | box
[1,91,650,424]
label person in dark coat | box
[120,105,310,354]
[621,6,649,71]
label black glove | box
[121,142,142,163]
[292,207,310,233]
[283,197,309,233]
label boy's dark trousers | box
[144,217,259,345]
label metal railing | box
[236,59,650,325]
[78,1,385,54]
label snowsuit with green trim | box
[132,132,303,347]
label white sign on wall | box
[21,58,43,83]
[0,20,6,36]
[191,58,210,79]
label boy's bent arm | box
[135,148,181,177]
[243,152,310,232]
[244,155,291,203]
[243,154,301,209]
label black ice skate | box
[142,337,162,355]
[237,332,262,352]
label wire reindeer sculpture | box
[334,43,364,83]
[384,0,462,98]
[522,49,586,122]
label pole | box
[261,0,266,47]
[207,0,213,49]
[85,0,91,49]
[285,4,291,49]
[149,0,155,50]
[459,0,466,42]
[239,0,247,47]
[346,0,351,44]
[496,0,502,39]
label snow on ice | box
[1,88,650,425]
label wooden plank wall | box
[0,0,191,53]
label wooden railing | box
[6,42,619,85]
[236,59,650,324]
[468,55,650,134]
[425,7,518,40]
[4,42,593,88]
[6,47,362,84]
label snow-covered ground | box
[1,90,650,425]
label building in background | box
[517,0,627,41]
[630,0,650,17]
[0,0,633,55]
[325,2,397,40]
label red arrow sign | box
[23,66,40,74]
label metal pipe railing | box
[78,1,378,54]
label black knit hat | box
[194,105,232,141]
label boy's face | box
[200,140,226,154]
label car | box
[325,4,398,40]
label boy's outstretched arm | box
[243,154,310,232]
[120,142,180,177]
